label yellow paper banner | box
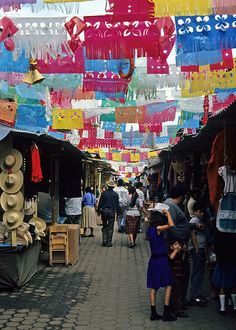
[112,152,122,162]
[130,153,140,162]
[52,109,84,129]
[153,0,212,16]
[181,60,236,97]
[148,151,158,158]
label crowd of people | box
[62,179,236,322]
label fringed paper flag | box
[102,121,126,132]
[0,44,28,73]
[0,17,18,52]
[180,111,203,121]
[178,97,204,113]
[210,49,234,70]
[145,107,177,124]
[213,0,236,14]
[85,59,129,74]
[176,48,223,67]
[121,153,131,162]
[175,15,236,54]
[84,16,175,59]
[106,0,155,19]
[83,72,130,93]
[139,123,162,133]
[112,151,122,162]
[0,72,24,85]
[153,0,212,16]
[115,106,145,124]
[130,153,140,162]
[0,99,17,126]
[52,109,84,129]
[148,150,158,158]
[13,17,69,60]
[155,136,170,144]
[95,91,126,100]
[73,89,94,100]
[102,100,136,108]
[211,93,236,113]
[50,90,73,108]
[146,101,178,115]
[37,47,84,74]
[181,60,236,97]
[41,74,82,90]
[80,138,123,149]
[15,104,48,133]
[179,117,200,129]
[147,58,170,74]
[15,84,46,100]
[100,112,116,122]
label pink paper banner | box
[38,48,84,74]
[83,72,130,93]
[139,123,162,133]
[106,0,155,19]
[84,16,175,59]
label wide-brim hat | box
[0,170,23,194]
[106,180,116,188]
[24,200,37,216]
[16,222,30,239]
[148,202,170,212]
[3,210,24,230]
[0,148,23,173]
[29,217,46,236]
[0,191,24,211]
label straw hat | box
[0,170,23,194]
[0,191,24,211]
[29,217,46,237]
[106,179,116,188]
[0,148,23,173]
[16,222,29,239]
[3,210,24,230]
[24,200,37,216]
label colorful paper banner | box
[52,109,84,129]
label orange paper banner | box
[115,106,145,124]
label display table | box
[0,241,41,290]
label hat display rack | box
[0,146,24,246]
[0,143,46,246]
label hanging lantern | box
[22,58,45,85]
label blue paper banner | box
[147,101,178,115]
[15,84,46,100]
[176,48,222,66]
[15,104,48,133]
[102,122,126,132]
[155,136,170,144]
[175,15,236,53]
[0,45,28,73]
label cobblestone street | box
[0,225,236,330]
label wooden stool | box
[49,225,69,266]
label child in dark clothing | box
[169,240,189,318]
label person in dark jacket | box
[97,180,120,247]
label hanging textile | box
[31,143,43,183]
[106,0,155,20]
[37,47,84,74]
[52,109,84,129]
[213,0,236,14]
[15,104,48,133]
[0,99,17,126]
[83,16,175,59]
[13,17,69,59]
[175,15,236,54]
[153,0,212,16]
[115,106,145,124]
[83,72,130,93]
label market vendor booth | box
[0,127,84,289]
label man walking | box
[114,179,129,233]
[97,180,120,247]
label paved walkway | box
[0,224,236,330]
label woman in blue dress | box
[147,206,177,322]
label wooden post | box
[51,155,60,225]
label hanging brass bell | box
[22,58,45,85]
